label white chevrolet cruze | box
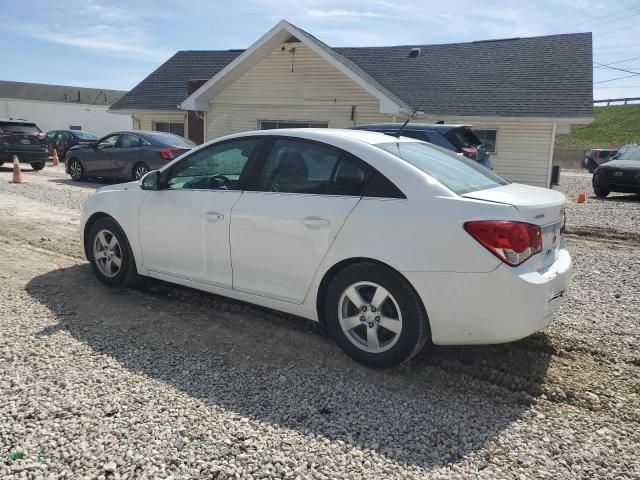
[81,129,570,368]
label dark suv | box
[0,118,48,170]
[353,123,490,167]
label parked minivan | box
[0,118,49,170]
[353,123,491,168]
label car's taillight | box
[461,147,477,159]
[160,147,181,160]
[464,220,542,267]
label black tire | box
[592,177,609,198]
[68,158,85,181]
[132,162,150,181]
[324,262,430,368]
[88,217,140,288]
[31,162,45,171]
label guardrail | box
[594,97,640,106]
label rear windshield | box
[445,128,482,148]
[376,141,509,194]
[0,123,42,135]
[74,130,99,140]
[147,132,195,148]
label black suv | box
[0,118,49,170]
[353,123,490,166]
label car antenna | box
[395,103,424,138]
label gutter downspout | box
[546,122,557,189]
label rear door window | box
[376,141,509,195]
[252,139,371,196]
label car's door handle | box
[205,211,224,222]
[303,216,330,228]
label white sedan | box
[80,129,571,368]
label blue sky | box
[1,0,639,100]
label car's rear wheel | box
[132,162,150,181]
[69,159,84,181]
[31,162,45,171]
[88,217,140,287]
[324,262,430,368]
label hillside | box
[555,104,640,150]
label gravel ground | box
[554,170,640,238]
[1,167,639,479]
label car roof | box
[0,117,35,124]
[220,128,419,145]
[353,123,469,133]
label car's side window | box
[97,135,119,149]
[116,134,145,148]
[167,139,258,190]
[253,139,371,196]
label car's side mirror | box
[140,170,161,190]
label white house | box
[0,80,131,135]
[110,20,593,187]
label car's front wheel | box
[324,262,430,368]
[592,176,610,198]
[88,217,140,287]
[68,159,85,181]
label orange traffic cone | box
[576,185,587,203]
[10,155,23,184]
[52,148,60,166]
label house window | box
[472,129,498,154]
[154,121,185,137]
[258,120,328,130]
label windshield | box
[148,132,195,148]
[617,147,640,161]
[376,141,509,195]
[74,130,99,140]
[444,128,482,148]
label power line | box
[594,18,640,38]
[594,56,640,67]
[565,5,640,29]
[595,73,640,84]
[594,61,640,75]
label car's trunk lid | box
[463,183,566,270]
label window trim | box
[153,120,186,137]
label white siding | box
[0,98,131,135]
[206,42,390,139]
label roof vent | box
[409,47,421,58]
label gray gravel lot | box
[1,166,639,479]
[555,170,640,238]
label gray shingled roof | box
[110,50,243,111]
[110,32,592,118]
[0,80,126,105]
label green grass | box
[555,104,640,150]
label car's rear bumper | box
[0,149,49,164]
[403,248,571,345]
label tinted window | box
[74,130,99,140]
[472,129,498,153]
[97,135,119,149]
[167,139,258,190]
[254,139,370,196]
[0,123,42,135]
[423,131,456,150]
[116,134,145,148]
[148,132,195,148]
[376,142,509,195]
[398,130,428,142]
[445,128,482,148]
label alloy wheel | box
[134,165,149,180]
[338,281,403,353]
[70,161,82,180]
[93,229,123,278]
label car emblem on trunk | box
[614,171,624,176]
